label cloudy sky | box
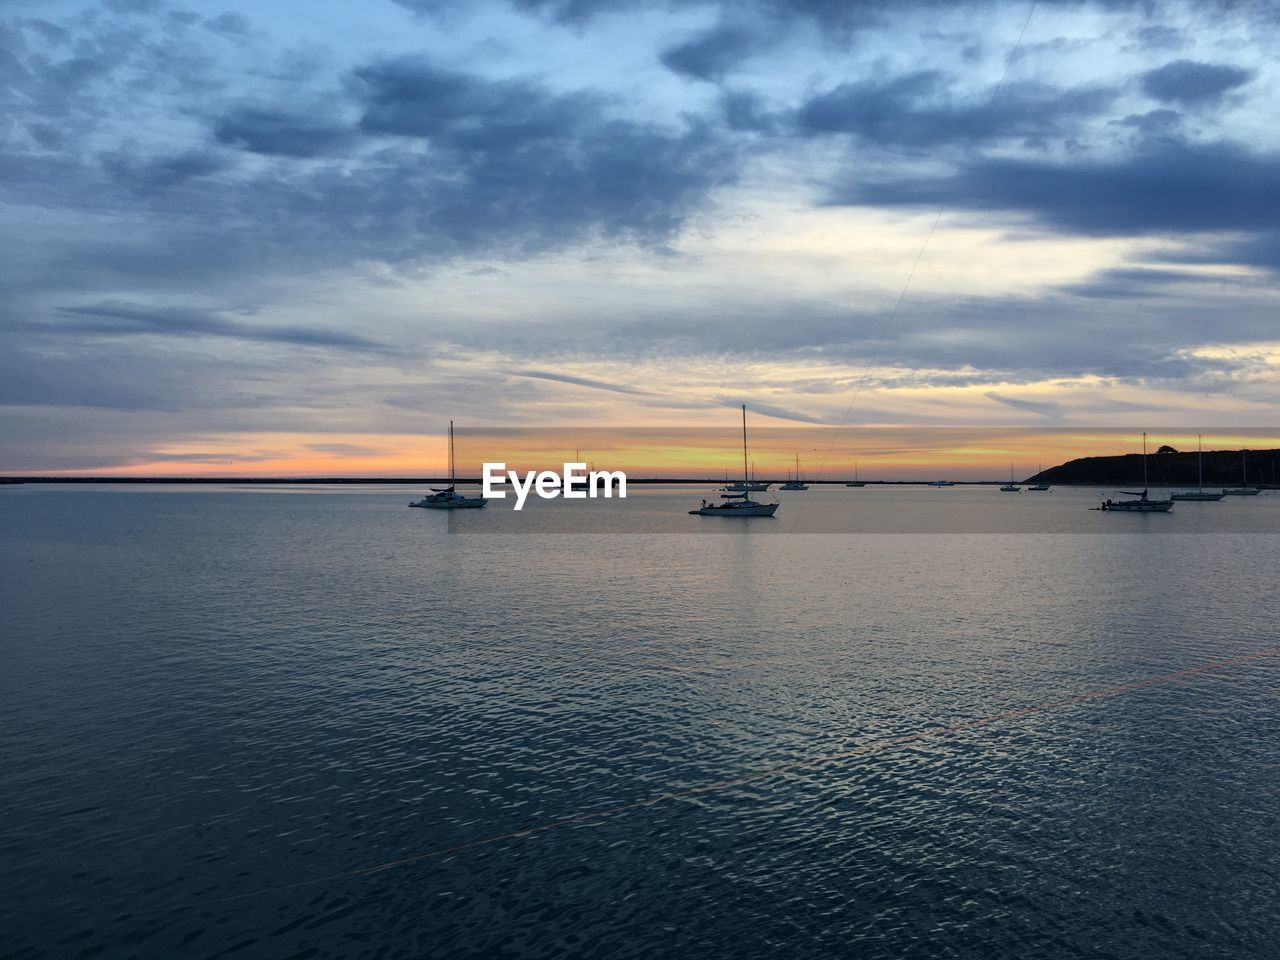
[2,0,1278,475]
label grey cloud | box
[833,141,1280,239]
[661,24,759,81]
[1059,267,1230,299]
[304,443,391,455]
[101,148,229,191]
[214,108,352,157]
[509,369,651,395]
[1141,60,1252,105]
[714,396,826,424]
[984,392,1061,417]
[1131,25,1185,50]
[53,302,391,352]
[204,12,251,37]
[1116,108,1181,136]
[795,72,1117,148]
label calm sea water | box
[3,484,1279,959]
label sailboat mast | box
[449,420,456,487]
[1142,432,1148,489]
[1198,434,1203,491]
[741,404,749,485]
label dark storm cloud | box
[795,72,1116,148]
[52,302,391,351]
[833,142,1280,239]
[661,24,759,81]
[1140,59,1252,105]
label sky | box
[2,0,1278,477]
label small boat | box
[1098,433,1172,512]
[409,421,487,510]
[692,406,779,517]
[846,461,865,487]
[1027,463,1050,491]
[927,480,956,487]
[1222,449,1261,495]
[999,464,1021,492]
[1172,435,1224,501]
[780,453,808,491]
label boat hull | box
[1223,489,1261,496]
[410,498,487,509]
[1171,492,1225,501]
[691,503,779,517]
[1100,500,1173,512]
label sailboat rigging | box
[691,406,779,517]
[1098,433,1172,512]
[409,421,487,509]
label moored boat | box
[692,406,779,517]
[409,421,487,510]
[1098,433,1173,512]
[1172,435,1224,501]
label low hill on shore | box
[1028,448,1280,486]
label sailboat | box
[780,453,809,490]
[722,461,771,492]
[409,421,487,509]
[1098,433,1172,512]
[846,461,865,487]
[691,406,779,517]
[1223,449,1261,495]
[1027,463,1050,491]
[1172,435,1224,501]
[999,464,1021,492]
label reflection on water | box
[2,486,1278,959]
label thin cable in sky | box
[791,1,1039,504]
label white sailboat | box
[1223,449,1261,495]
[1172,435,1224,501]
[1098,433,1172,512]
[999,463,1021,492]
[409,421,487,509]
[691,406,779,517]
[780,453,809,490]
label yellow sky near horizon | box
[26,428,1280,481]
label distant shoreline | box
[5,477,1277,488]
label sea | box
[3,483,1279,959]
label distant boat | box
[999,463,1021,492]
[1222,449,1261,495]
[927,480,955,487]
[780,452,808,491]
[692,406,779,517]
[1172,435,1224,501]
[1098,433,1172,512]
[409,421,487,510]
[723,461,770,492]
[845,461,865,487]
[1027,463,1050,491]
